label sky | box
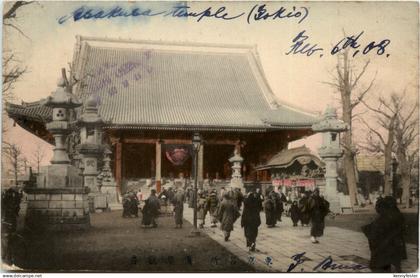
[2,0,419,168]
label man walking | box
[241,189,262,251]
[172,189,185,229]
[142,189,160,228]
[206,189,219,227]
[217,192,240,241]
[308,189,329,243]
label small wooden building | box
[255,146,325,194]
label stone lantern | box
[98,145,119,210]
[76,95,104,194]
[312,105,348,213]
[25,76,90,231]
[229,148,244,189]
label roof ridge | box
[78,35,255,50]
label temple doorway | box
[203,144,234,180]
[122,143,155,179]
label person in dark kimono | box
[142,189,161,228]
[234,188,244,210]
[1,187,22,232]
[299,191,311,226]
[197,190,208,228]
[188,187,194,208]
[272,191,284,222]
[308,189,330,243]
[129,192,139,217]
[172,189,185,229]
[362,196,406,272]
[264,191,277,228]
[167,187,175,203]
[122,193,131,218]
[290,201,300,227]
[217,192,240,241]
[206,189,219,227]
[241,190,262,251]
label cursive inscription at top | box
[58,4,310,24]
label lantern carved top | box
[312,105,348,133]
[43,77,82,109]
[79,94,104,125]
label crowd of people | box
[123,185,333,250]
[119,184,409,272]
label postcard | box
[1,0,418,274]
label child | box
[290,201,300,227]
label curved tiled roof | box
[72,37,318,131]
[7,37,319,133]
[6,101,51,122]
[256,146,324,170]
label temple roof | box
[7,36,319,132]
[256,145,324,170]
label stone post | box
[312,106,348,214]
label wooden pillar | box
[115,141,122,196]
[155,140,162,193]
[198,144,204,184]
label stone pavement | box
[183,204,418,273]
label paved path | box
[183,204,418,273]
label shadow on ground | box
[4,211,256,272]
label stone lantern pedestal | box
[25,76,90,231]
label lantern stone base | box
[36,164,83,189]
[101,182,120,210]
[25,187,90,231]
[230,177,244,190]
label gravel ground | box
[7,211,255,272]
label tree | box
[360,94,401,196]
[31,144,46,173]
[324,49,375,207]
[3,141,26,185]
[2,1,35,136]
[394,98,418,208]
[2,1,34,99]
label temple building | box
[6,36,319,195]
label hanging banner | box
[297,179,315,187]
[164,144,192,166]
[273,179,315,188]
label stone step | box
[108,203,123,211]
